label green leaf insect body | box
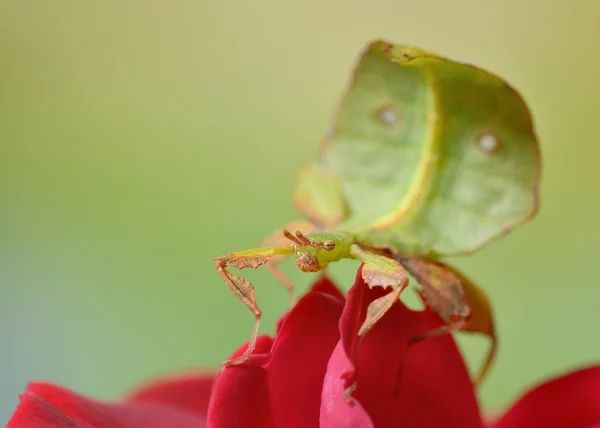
[214,40,541,385]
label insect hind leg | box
[409,313,470,345]
[397,256,497,386]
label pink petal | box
[492,364,600,428]
[207,275,344,428]
[8,382,204,428]
[320,341,374,428]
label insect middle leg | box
[214,245,294,369]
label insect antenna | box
[295,230,328,250]
[284,229,328,250]
[283,229,303,246]
[294,230,312,246]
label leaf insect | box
[214,41,541,385]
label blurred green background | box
[2,0,599,423]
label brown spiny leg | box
[448,263,496,386]
[408,315,469,343]
[259,221,319,304]
[398,256,497,386]
[214,245,294,369]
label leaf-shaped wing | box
[322,40,541,255]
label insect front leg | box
[349,244,410,338]
[398,256,497,386]
[259,220,319,304]
[214,245,294,369]
[338,244,410,399]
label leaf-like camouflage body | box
[297,41,541,256]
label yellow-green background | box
[2,0,599,423]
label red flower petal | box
[207,275,344,428]
[492,365,600,428]
[274,274,345,334]
[8,382,205,428]
[125,373,215,416]
[321,266,483,428]
[206,335,275,428]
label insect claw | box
[342,380,357,403]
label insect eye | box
[323,240,336,251]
